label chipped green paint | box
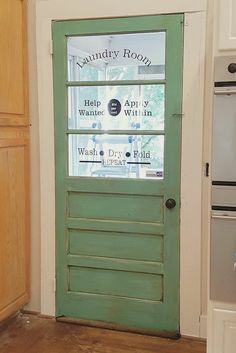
[53,14,183,335]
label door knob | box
[228,63,236,74]
[165,198,176,209]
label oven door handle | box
[214,89,236,95]
[211,215,236,220]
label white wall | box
[27,0,213,338]
[26,0,41,313]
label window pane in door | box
[68,85,165,130]
[68,134,164,179]
[67,32,165,81]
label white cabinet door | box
[219,0,236,51]
[224,320,236,353]
[209,307,236,353]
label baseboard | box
[21,309,54,320]
[181,334,206,342]
[0,293,29,322]
[200,314,207,339]
[38,313,55,319]
[22,309,40,316]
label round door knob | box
[165,198,176,209]
[228,63,236,74]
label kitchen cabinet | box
[0,0,30,321]
[218,0,236,51]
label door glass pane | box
[68,85,164,130]
[68,134,164,179]
[67,32,165,81]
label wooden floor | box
[0,314,206,353]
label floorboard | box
[0,314,206,353]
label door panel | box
[69,229,163,262]
[0,145,27,309]
[68,192,163,222]
[53,14,183,335]
[69,267,163,301]
[0,0,24,115]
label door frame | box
[34,1,206,337]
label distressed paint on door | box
[53,14,183,336]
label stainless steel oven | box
[211,56,236,303]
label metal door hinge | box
[205,162,210,177]
[184,14,189,27]
[53,278,56,292]
[50,40,53,55]
[172,113,184,118]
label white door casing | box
[34,0,207,337]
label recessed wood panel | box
[68,192,163,223]
[0,144,28,313]
[0,127,28,140]
[69,266,163,301]
[69,229,163,262]
[0,0,24,115]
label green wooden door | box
[53,14,183,336]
